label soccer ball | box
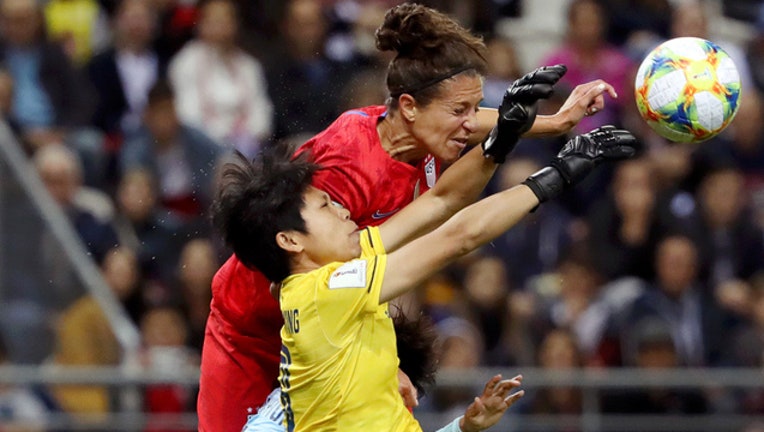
[634,37,742,143]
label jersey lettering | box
[282,309,300,334]
[279,346,295,432]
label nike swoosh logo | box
[371,209,399,219]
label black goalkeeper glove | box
[523,125,638,203]
[482,64,568,164]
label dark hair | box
[392,307,438,394]
[210,148,318,281]
[147,79,175,107]
[376,3,488,107]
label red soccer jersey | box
[197,106,439,431]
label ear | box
[276,231,303,254]
[398,94,417,122]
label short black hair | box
[210,148,318,281]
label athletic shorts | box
[241,388,284,432]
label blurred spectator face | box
[613,158,655,216]
[729,91,763,154]
[567,0,606,50]
[353,2,387,60]
[650,144,692,188]
[115,0,156,50]
[538,329,580,369]
[198,0,238,47]
[0,0,40,46]
[486,37,521,81]
[35,144,82,207]
[699,168,745,229]
[655,236,698,298]
[671,1,707,38]
[117,169,157,223]
[282,0,326,58]
[636,340,678,368]
[438,318,483,369]
[102,247,140,301]
[558,257,600,305]
[141,307,188,347]
[178,238,216,291]
[144,97,179,143]
[464,256,508,309]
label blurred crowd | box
[0,0,763,428]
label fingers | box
[577,80,617,116]
[504,389,526,407]
[492,374,523,397]
[481,374,503,395]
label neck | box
[376,114,427,164]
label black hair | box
[392,307,438,394]
[147,79,175,107]
[210,148,318,281]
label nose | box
[336,205,351,220]
[463,110,478,133]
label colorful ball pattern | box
[634,37,742,143]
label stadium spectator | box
[482,36,523,109]
[691,91,764,231]
[0,0,108,185]
[541,0,634,135]
[0,331,53,431]
[586,157,665,281]
[531,246,610,365]
[601,318,709,419]
[140,306,199,432]
[111,167,190,297]
[150,0,198,67]
[119,80,224,224]
[263,0,351,141]
[87,0,163,141]
[518,328,584,430]
[669,0,754,92]
[175,238,217,353]
[34,143,119,267]
[693,165,764,286]
[49,246,129,414]
[42,0,111,66]
[460,255,514,366]
[168,0,272,156]
[488,157,575,289]
[620,235,731,368]
[198,2,618,430]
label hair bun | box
[375,3,443,57]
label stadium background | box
[0,0,764,430]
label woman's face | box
[409,74,484,163]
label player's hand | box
[398,368,418,409]
[482,64,567,163]
[523,125,638,203]
[554,79,619,132]
[459,374,524,432]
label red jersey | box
[197,106,439,431]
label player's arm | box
[379,126,637,303]
[379,66,564,253]
[469,76,618,144]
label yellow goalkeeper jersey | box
[278,226,422,432]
